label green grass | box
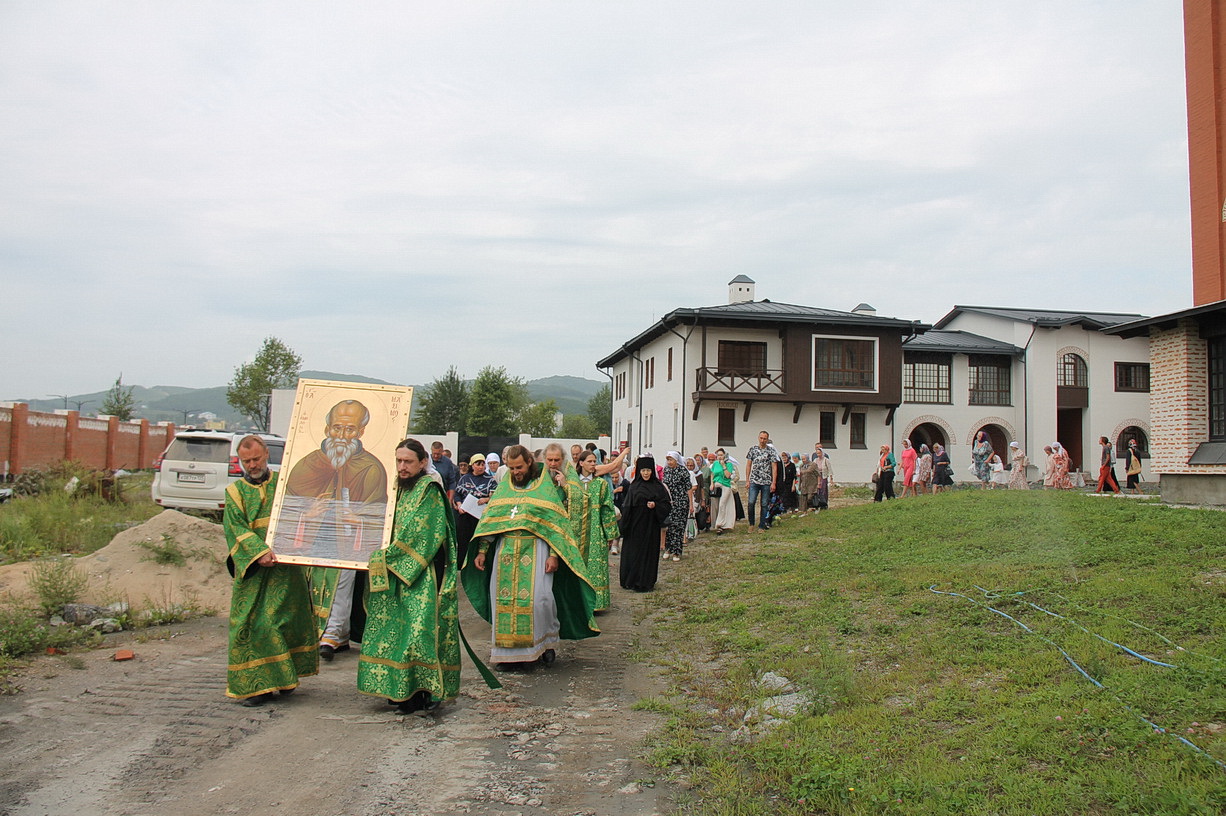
[0,472,160,563]
[131,532,217,568]
[0,470,207,691]
[641,492,1226,815]
[0,605,102,662]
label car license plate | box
[177,473,206,484]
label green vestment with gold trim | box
[357,476,461,704]
[462,465,599,648]
[308,565,340,630]
[563,461,585,549]
[578,476,619,611]
[224,472,319,699]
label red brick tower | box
[1186,0,1226,304]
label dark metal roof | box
[728,274,755,284]
[935,305,1147,331]
[1101,298,1226,339]
[903,330,1022,355]
[597,300,928,368]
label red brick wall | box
[74,418,110,468]
[0,404,175,475]
[1148,320,1226,474]
[21,410,69,470]
[1185,0,1226,305]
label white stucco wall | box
[609,308,1152,486]
[931,315,1152,481]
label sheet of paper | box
[461,492,485,519]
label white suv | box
[151,431,285,511]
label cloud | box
[0,1,1194,399]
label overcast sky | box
[1,1,1194,400]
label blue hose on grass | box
[986,586,1221,665]
[928,585,1226,773]
[969,585,1178,669]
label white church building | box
[597,277,1152,483]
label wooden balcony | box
[695,367,786,395]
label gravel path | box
[0,580,671,816]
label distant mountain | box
[10,371,604,429]
[299,370,396,386]
[526,375,605,416]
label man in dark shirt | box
[430,441,458,503]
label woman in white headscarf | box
[1007,442,1029,490]
[1050,442,1073,489]
[662,452,693,561]
[684,456,701,541]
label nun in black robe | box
[618,456,672,592]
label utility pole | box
[47,393,69,410]
[72,399,93,413]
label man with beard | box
[225,436,318,705]
[357,438,461,715]
[282,399,389,660]
[462,445,599,668]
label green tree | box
[560,413,597,439]
[466,366,527,436]
[518,400,561,437]
[226,337,302,430]
[586,383,612,435]
[99,374,136,421]
[412,366,469,434]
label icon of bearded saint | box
[280,400,389,559]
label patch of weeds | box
[0,605,100,658]
[632,696,684,714]
[835,618,862,636]
[28,558,88,616]
[0,656,23,694]
[132,533,213,567]
[0,486,160,562]
[132,591,215,627]
[645,720,713,768]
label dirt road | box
[0,583,672,816]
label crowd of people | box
[222,436,631,714]
[222,426,1145,712]
[870,431,1144,499]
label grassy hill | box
[526,375,604,416]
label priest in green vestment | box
[225,436,319,705]
[357,438,461,714]
[543,442,586,554]
[463,445,599,666]
[575,450,619,611]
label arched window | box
[908,422,948,452]
[1057,353,1088,387]
[1116,427,1148,459]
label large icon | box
[267,379,412,569]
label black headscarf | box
[624,456,670,507]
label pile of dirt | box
[0,510,231,613]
